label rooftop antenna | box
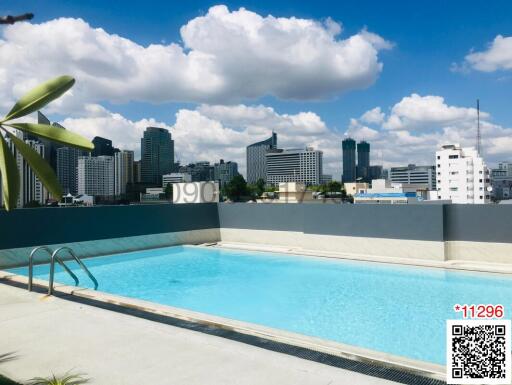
[476,99,481,156]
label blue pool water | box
[9,245,512,364]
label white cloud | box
[382,94,486,130]
[464,35,512,72]
[347,95,512,168]
[0,5,391,112]
[359,107,384,125]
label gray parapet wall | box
[0,202,511,268]
[218,203,446,260]
[0,203,220,268]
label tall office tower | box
[369,165,383,181]
[265,147,323,186]
[214,159,239,187]
[246,132,277,184]
[3,134,49,207]
[389,164,436,190]
[140,127,174,185]
[356,141,370,182]
[436,144,491,204]
[342,138,356,183]
[36,111,63,172]
[133,160,141,183]
[92,136,115,157]
[77,155,115,198]
[114,150,134,196]
[57,147,87,195]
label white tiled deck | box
[0,284,400,385]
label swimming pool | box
[8,245,512,365]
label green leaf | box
[0,134,19,211]
[2,75,75,122]
[6,132,62,199]
[7,123,94,151]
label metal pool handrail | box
[49,247,98,295]
[28,246,79,291]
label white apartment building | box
[114,150,134,196]
[265,147,323,186]
[435,144,491,204]
[78,156,115,198]
[162,173,192,187]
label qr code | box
[447,320,511,384]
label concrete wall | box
[1,202,511,268]
[443,205,512,263]
[218,204,446,260]
[0,204,220,268]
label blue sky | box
[1,1,512,176]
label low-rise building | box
[277,182,313,203]
[344,182,369,196]
[354,179,420,204]
[162,173,192,187]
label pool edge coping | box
[210,242,512,275]
[0,269,446,382]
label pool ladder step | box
[29,246,98,295]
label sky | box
[1,0,512,179]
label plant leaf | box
[7,123,94,151]
[0,134,19,211]
[2,75,75,122]
[6,132,62,199]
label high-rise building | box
[114,150,134,196]
[491,162,512,200]
[92,136,116,157]
[369,165,383,181]
[342,138,356,183]
[77,155,115,198]
[57,147,87,195]
[140,127,174,185]
[356,141,370,182]
[390,164,436,190]
[246,133,277,184]
[178,161,214,182]
[214,159,239,187]
[133,160,141,183]
[265,147,323,186]
[436,144,491,204]
[36,111,62,172]
[2,134,49,208]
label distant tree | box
[255,178,265,196]
[327,181,342,193]
[264,185,278,193]
[164,183,173,200]
[224,174,248,202]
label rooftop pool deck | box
[6,244,512,372]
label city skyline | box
[1,1,512,178]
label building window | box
[437,156,440,159]
[479,196,483,199]
[437,164,441,168]
[449,155,459,159]
[479,179,483,183]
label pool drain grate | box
[1,279,446,385]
